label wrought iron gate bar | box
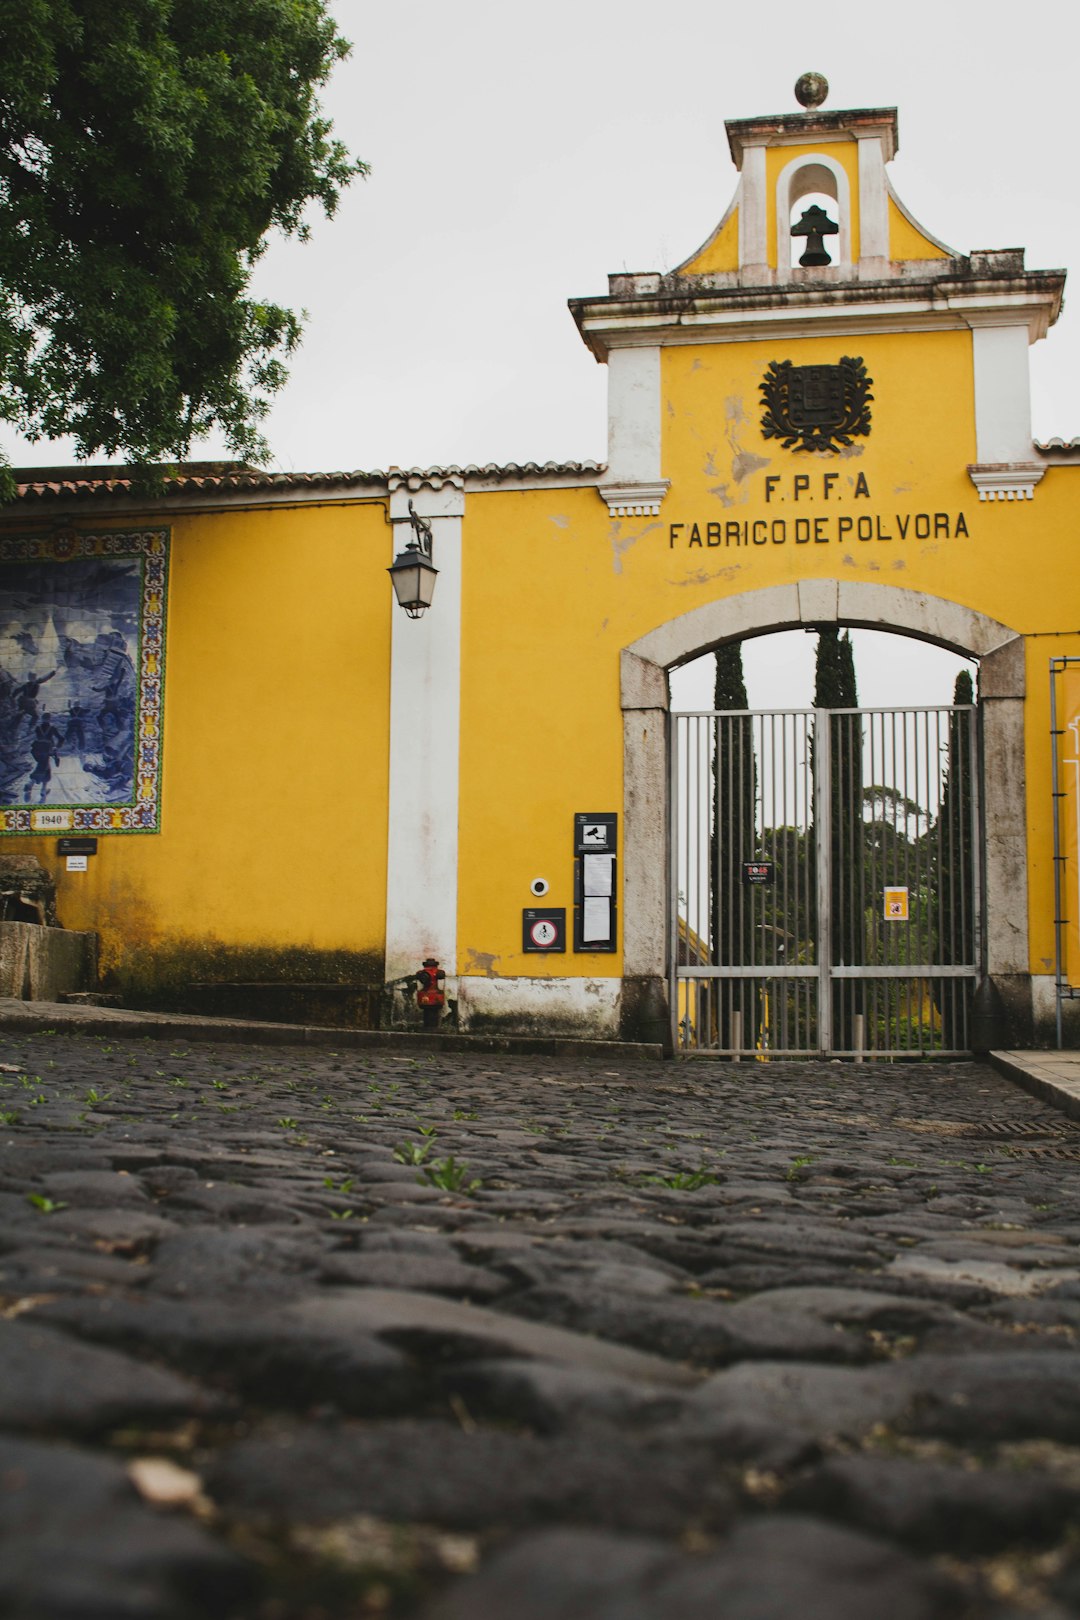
[672,703,979,1058]
[675,964,975,979]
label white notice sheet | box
[582,853,613,897]
[583,896,611,941]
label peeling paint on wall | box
[463,948,501,978]
[610,520,660,575]
[733,451,771,483]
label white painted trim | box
[775,151,852,276]
[971,324,1035,466]
[599,481,670,517]
[738,146,768,272]
[606,346,663,487]
[968,464,1046,501]
[857,135,888,264]
[384,483,464,983]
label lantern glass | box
[388,545,438,618]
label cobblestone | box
[2,1033,1080,1616]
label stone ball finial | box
[795,72,829,109]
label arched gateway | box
[621,585,1027,1054]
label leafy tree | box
[0,0,364,488]
[710,640,756,1047]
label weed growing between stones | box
[420,1156,481,1194]
[25,1193,67,1213]
[394,1140,432,1167]
[646,1170,721,1191]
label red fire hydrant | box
[414,957,446,1029]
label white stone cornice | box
[574,284,1062,357]
[967,462,1047,501]
[571,264,1065,362]
[598,481,670,518]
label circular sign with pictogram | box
[522,907,566,953]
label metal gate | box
[672,705,980,1057]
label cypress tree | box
[934,668,975,1048]
[811,627,862,1047]
[711,641,756,1048]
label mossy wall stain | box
[105,938,385,1025]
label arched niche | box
[776,152,852,274]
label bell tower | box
[571,77,1065,513]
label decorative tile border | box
[0,528,168,835]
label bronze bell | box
[791,203,839,267]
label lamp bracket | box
[405,499,434,557]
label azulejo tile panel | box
[0,528,168,835]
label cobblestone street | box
[3,1030,1080,1618]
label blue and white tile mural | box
[0,529,167,834]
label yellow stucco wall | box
[454,329,1080,992]
[7,501,392,996]
[678,208,740,275]
[887,196,952,261]
[457,487,625,980]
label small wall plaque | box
[57,838,98,856]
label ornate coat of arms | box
[760,357,873,453]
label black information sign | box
[523,908,566,954]
[573,812,617,953]
[742,861,775,886]
[57,838,98,856]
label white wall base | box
[457,976,621,1038]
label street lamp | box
[388,500,438,619]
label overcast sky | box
[259,0,1080,471]
[11,0,1074,706]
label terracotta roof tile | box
[10,460,605,503]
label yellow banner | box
[1059,667,1080,989]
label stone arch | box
[619,582,1029,1048]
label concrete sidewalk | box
[990,1049,1080,1122]
[0,996,664,1061]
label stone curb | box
[0,998,664,1061]
[989,1049,1080,1122]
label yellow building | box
[3,83,1080,1052]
